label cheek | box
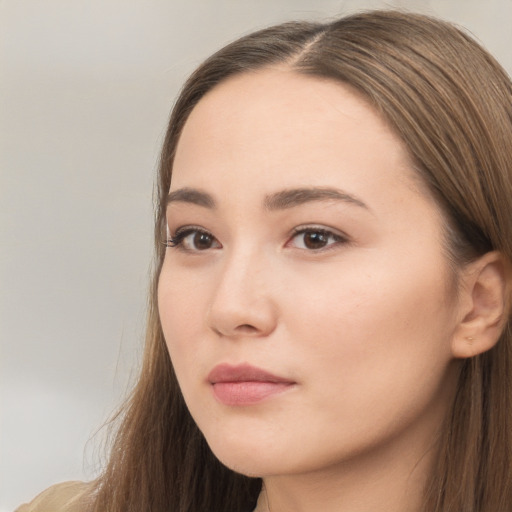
[288,243,454,348]
[283,253,456,414]
[157,264,208,376]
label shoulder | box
[15,481,93,512]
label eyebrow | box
[166,187,216,208]
[166,186,369,211]
[264,187,368,211]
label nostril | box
[236,324,259,334]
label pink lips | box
[207,363,295,406]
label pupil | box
[304,232,327,249]
[194,232,212,249]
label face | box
[158,69,461,479]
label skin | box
[158,68,468,512]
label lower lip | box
[212,381,294,406]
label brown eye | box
[168,228,221,251]
[192,231,215,250]
[303,231,329,249]
[289,227,346,251]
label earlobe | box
[451,251,510,359]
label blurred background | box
[1,0,511,509]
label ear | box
[451,251,510,359]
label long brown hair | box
[91,10,512,512]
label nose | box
[207,249,278,338]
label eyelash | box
[164,225,349,252]
[164,226,219,250]
[289,226,348,251]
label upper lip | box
[208,363,294,384]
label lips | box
[207,363,295,406]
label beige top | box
[15,481,92,512]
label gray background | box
[2,0,511,510]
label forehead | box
[171,68,420,199]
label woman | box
[18,9,512,512]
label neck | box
[253,424,440,512]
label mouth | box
[207,363,296,406]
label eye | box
[166,227,221,252]
[288,227,347,250]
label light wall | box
[2,0,511,509]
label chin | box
[213,450,284,478]
[202,429,293,478]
